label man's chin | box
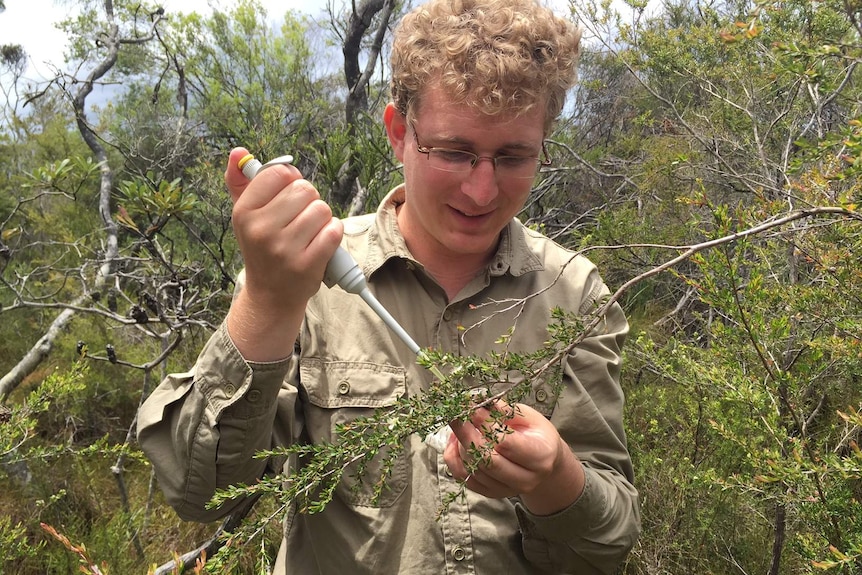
[441,233,498,259]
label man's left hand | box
[444,400,585,515]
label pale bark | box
[331,0,397,211]
[0,294,87,401]
[0,1,164,402]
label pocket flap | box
[300,359,406,408]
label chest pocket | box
[300,359,408,507]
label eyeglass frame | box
[410,123,552,179]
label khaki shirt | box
[138,186,640,574]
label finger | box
[488,404,562,476]
[444,434,524,498]
[225,149,304,208]
[238,197,342,280]
[448,423,499,474]
[474,399,515,424]
[225,147,252,203]
[241,178,323,236]
[466,402,514,446]
[311,216,345,261]
[290,212,344,269]
[443,431,466,475]
[461,470,513,498]
[444,431,484,481]
[449,418,485,451]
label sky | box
[0,0,578,108]
[0,0,331,83]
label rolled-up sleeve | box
[517,466,640,573]
[137,321,298,523]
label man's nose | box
[461,157,499,207]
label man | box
[137,0,640,572]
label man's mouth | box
[452,206,491,218]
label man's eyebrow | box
[428,133,540,153]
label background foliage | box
[1,0,860,572]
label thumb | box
[224,147,253,204]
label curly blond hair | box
[390,0,581,133]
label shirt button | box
[452,547,466,561]
[247,389,262,403]
[337,380,351,395]
[442,309,453,321]
[535,389,548,403]
[224,383,236,397]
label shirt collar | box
[363,185,544,279]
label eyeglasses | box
[412,126,550,180]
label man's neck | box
[422,255,489,300]
[393,197,499,299]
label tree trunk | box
[768,503,786,575]
[330,0,396,211]
[0,295,88,401]
[0,1,163,401]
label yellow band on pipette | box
[237,153,256,171]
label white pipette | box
[237,153,434,365]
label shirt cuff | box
[195,320,293,419]
[515,467,605,541]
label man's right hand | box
[224,147,344,361]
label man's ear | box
[383,103,408,162]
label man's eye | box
[497,156,534,168]
[434,149,474,163]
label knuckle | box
[307,198,334,221]
[239,218,269,244]
[290,179,321,202]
